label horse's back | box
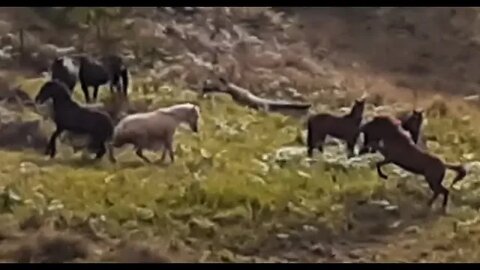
[79,58,109,85]
[113,111,176,147]
[103,55,126,74]
[309,113,357,138]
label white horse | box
[110,103,200,164]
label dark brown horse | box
[359,116,466,213]
[359,109,424,155]
[306,99,365,158]
[399,109,424,144]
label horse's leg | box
[107,142,116,163]
[110,75,119,94]
[135,147,152,163]
[359,133,371,155]
[346,135,358,158]
[165,137,175,164]
[315,133,326,154]
[80,81,90,103]
[159,143,167,164]
[307,135,316,157]
[426,170,448,214]
[46,128,64,158]
[109,76,115,94]
[375,159,391,180]
[93,85,100,102]
[93,140,107,160]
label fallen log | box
[201,78,311,116]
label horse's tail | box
[445,164,467,187]
[120,67,129,95]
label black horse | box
[78,55,129,103]
[34,80,116,162]
[50,56,78,92]
[306,99,366,158]
[359,109,424,155]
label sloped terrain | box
[0,7,479,262]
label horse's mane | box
[42,80,76,105]
[157,103,199,113]
[376,115,414,144]
[61,57,76,71]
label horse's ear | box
[189,101,201,110]
[414,108,424,114]
[359,91,369,102]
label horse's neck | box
[52,97,76,112]
[344,111,362,124]
[156,109,184,124]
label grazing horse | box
[34,80,115,161]
[110,103,200,164]
[360,109,424,154]
[359,116,467,213]
[77,55,129,103]
[50,56,78,92]
[306,98,365,158]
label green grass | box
[2,78,480,262]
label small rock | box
[347,250,362,260]
[369,199,391,207]
[404,225,421,234]
[19,162,40,175]
[419,250,429,258]
[389,220,402,229]
[464,95,479,101]
[276,233,289,240]
[302,225,318,233]
[309,243,327,255]
[283,252,300,261]
[384,205,399,213]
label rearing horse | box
[359,116,467,213]
[360,109,424,155]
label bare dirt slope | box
[294,7,480,100]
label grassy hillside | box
[1,7,480,263]
[0,78,477,262]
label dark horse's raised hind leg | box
[375,159,391,179]
[359,133,374,155]
[426,170,449,214]
[135,148,152,163]
[46,128,64,158]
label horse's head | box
[350,98,366,119]
[35,80,71,104]
[411,109,424,125]
[186,103,200,133]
